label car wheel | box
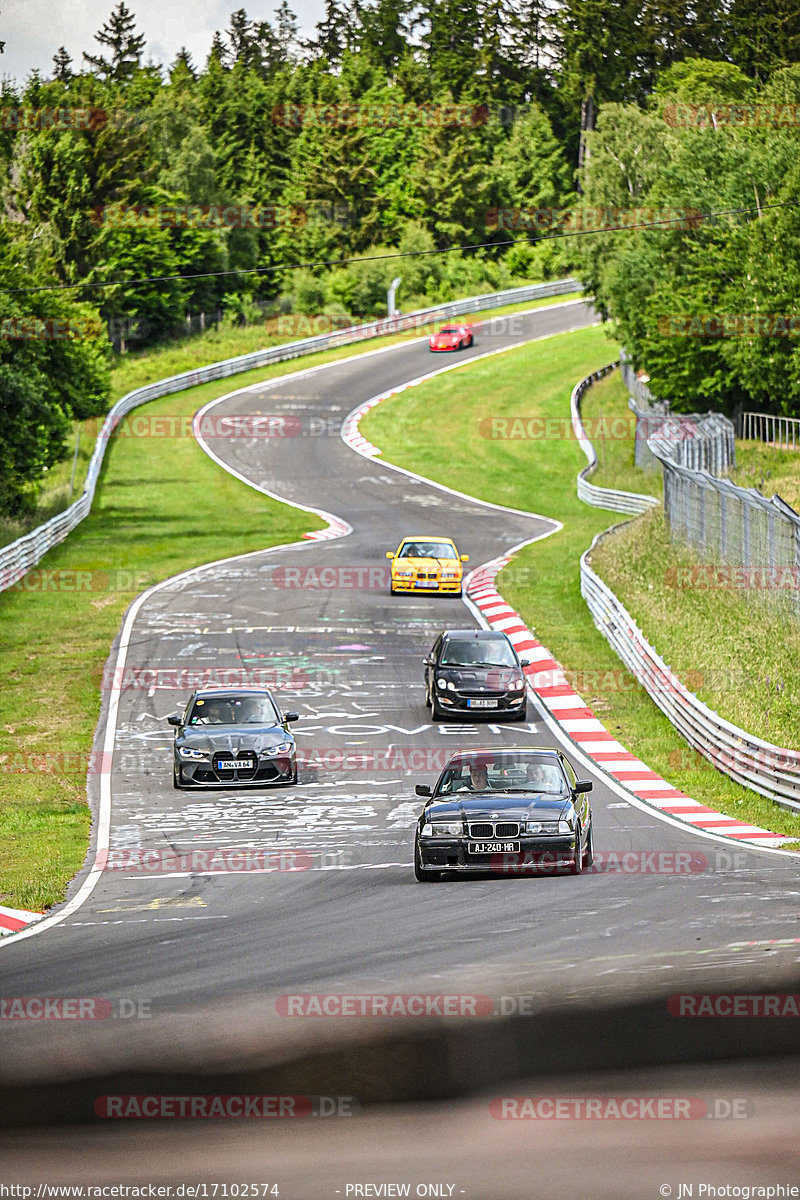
[468,334,474,346]
[584,821,594,868]
[430,693,446,722]
[572,825,584,875]
[414,840,440,882]
[172,766,182,790]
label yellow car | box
[386,536,469,596]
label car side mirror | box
[423,656,434,666]
[520,659,530,668]
[574,779,593,793]
[415,784,432,797]
[283,712,300,723]
[167,714,182,727]
[386,551,394,559]
[460,554,469,562]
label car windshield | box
[398,541,457,559]
[436,754,567,795]
[187,696,279,726]
[438,328,457,335]
[440,638,517,667]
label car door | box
[560,753,588,834]
[425,634,443,694]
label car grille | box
[469,822,520,838]
[417,571,438,580]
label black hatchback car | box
[168,688,299,788]
[424,629,530,721]
[413,747,593,881]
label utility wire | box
[0,200,796,296]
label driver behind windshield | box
[455,764,492,792]
[524,761,563,793]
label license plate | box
[215,758,253,770]
[467,698,498,708]
[470,841,520,854]
[414,581,438,588]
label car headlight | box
[263,741,293,757]
[558,819,574,834]
[395,569,414,578]
[526,820,559,834]
[511,677,524,691]
[178,746,206,761]
[436,676,451,690]
[421,821,462,838]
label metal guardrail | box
[741,410,800,449]
[572,362,800,813]
[571,363,660,515]
[0,278,580,594]
[581,530,800,814]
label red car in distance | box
[428,323,474,352]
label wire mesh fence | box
[620,352,736,474]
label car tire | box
[431,693,446,722]
[468,334,474,346]
[584,821,594,869]
[572,825,584,875]
[414,840,441,882]
[173,766,182,790]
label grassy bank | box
[361,334,800,839]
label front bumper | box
[429,342,460,351]
[417,836,576,873]
[175,753,295,787]
[391,578,462,593]
[434,690,526,714]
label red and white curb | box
[0,904,44,937]
[467,556,787,848]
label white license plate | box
[414,581,438,588]
[215,758,254,770]
[467,698,498,708]
[470,841,520,854]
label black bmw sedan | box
[168,688,299,789]
[424,629,530,721]
[413,747,593,881]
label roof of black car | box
[444,747,561,764]
[441,629,510,638]
[190,688,274,698]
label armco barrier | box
[570,362,660,515]
[580,534,800,813]
[0,278,580,595]
[573,365,800,814]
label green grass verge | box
[361,330,800,840]
[580,371,663,500]
[0,290,583,551]
[731,439,800,512]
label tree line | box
[0,0,798,515]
